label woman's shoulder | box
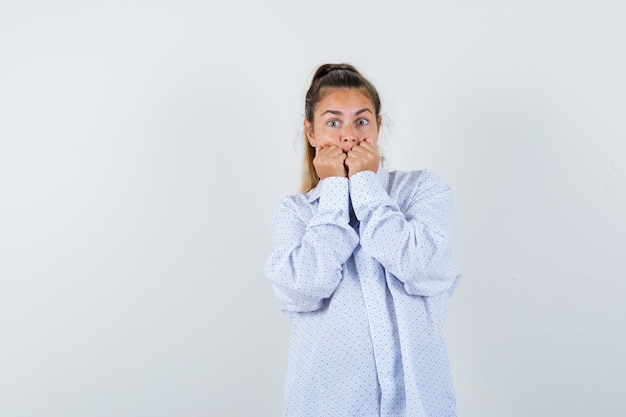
[384,168,453,206]
[271,190,313,216]
[387,168,451,191]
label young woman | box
[265,63,461,417]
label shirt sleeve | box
[349,169,460,297]
[265,177,360,313]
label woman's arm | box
[350,170,460,297]
[265,178,359,313]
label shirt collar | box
[305,164,389,203]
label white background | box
[1,1,625,416]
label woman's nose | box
[341,125,358,142]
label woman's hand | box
[345,139,380,178]
[313,145,348,179]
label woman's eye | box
[356,119,369,126]
[327,120,340,127]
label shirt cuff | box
[349,170,391,216]
[316,177,350,223]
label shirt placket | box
[356,250,403,415]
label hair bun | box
[314,63,357,80]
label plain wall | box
[1,0,624,416]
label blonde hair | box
[300,63,382,193]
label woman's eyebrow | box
[321,108,373,117]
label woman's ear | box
[304,120,316,147]
[377,115,382,133]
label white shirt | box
[265,166,461,417]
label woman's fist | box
[313,145,347,179]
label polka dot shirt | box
[265,166,461,417]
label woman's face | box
[305,88,381,153]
